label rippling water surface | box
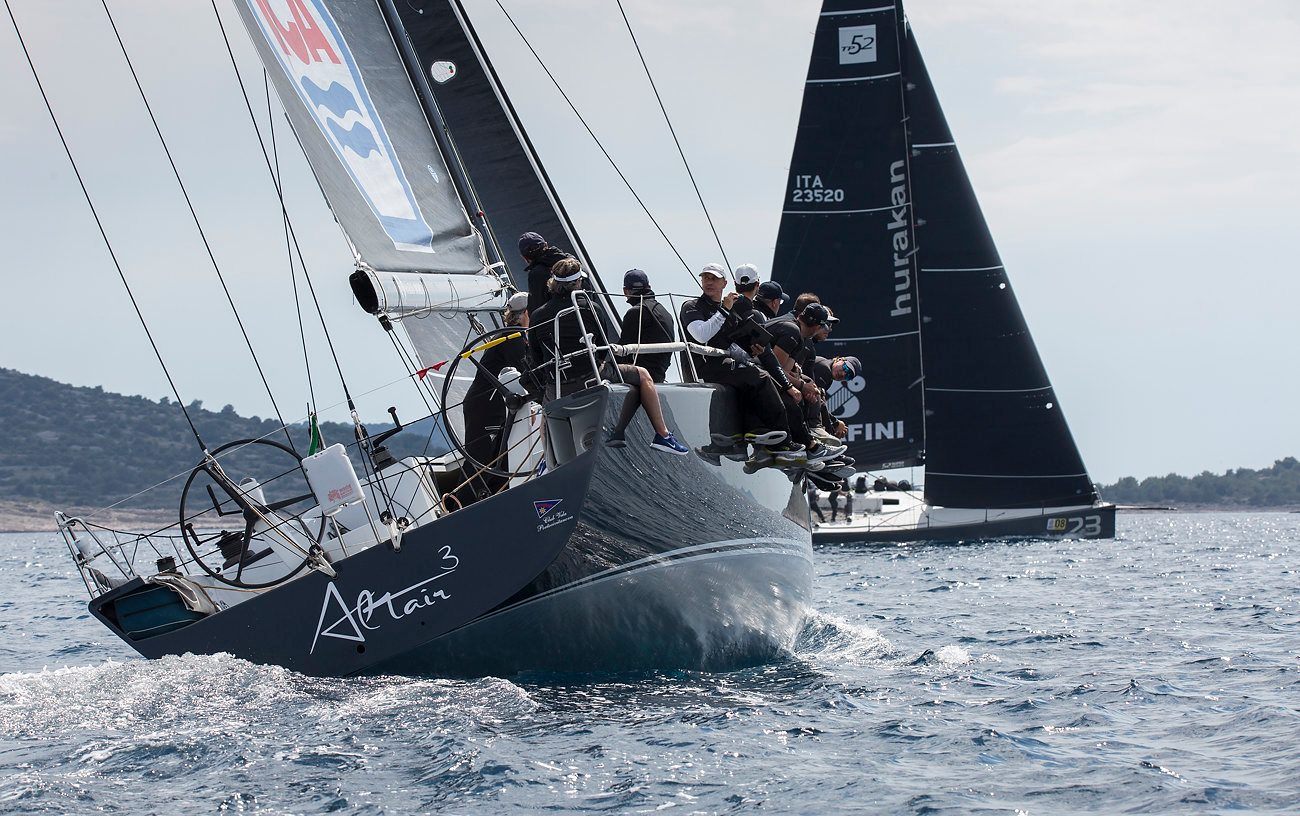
[2,513,1298,814]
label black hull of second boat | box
[87,383,814,678]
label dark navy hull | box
[90,384,813,677]
[813,503,1117,545]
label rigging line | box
[3,0,206,452]
[491,0,693,277]
[265,68,317,414]
[614,0,731,272]
[207,0,356,411]
[98,0,295,452]
[385,329,438,417]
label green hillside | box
[1101,458,1300,508]
[0,368,447,511]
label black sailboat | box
[43,0,812,676]
[773,0,1115,543]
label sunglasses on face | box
[839,361,852,377]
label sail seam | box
[784,203,909,215]
[927,386,1052,393]
[830,331,919,342]
[807,71,901,84]
[921,265,1005,272]
[821,6,896,16]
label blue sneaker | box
[650,433,690,456]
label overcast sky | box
[1,0,1298,485]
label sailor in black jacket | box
[617,269,675,383]
[529,259,689,455]
[518,231,574,314]
[678,264,792,455]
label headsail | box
[390,0,604,291]
[234,0,486,275]
[902,25,1098,509]
[771,1,925,471]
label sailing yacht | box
[773,0,1116,543]
[48,0,813,676]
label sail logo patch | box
[838,25,877,65]
[827,375,867,419]
[247,0,435,253]
[534,499,563,518]
[430,61,457,84]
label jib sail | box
[902,25,1098,509]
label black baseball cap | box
[518,232,546,257]
[800,302,831,326]
[624,268,650,293]
[757,280,788,302]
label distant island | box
[0,367,447,529]
[1,367,1296,530]
[1099,458,1300,509]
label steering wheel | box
[178,438,325,588]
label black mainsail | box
[389,0,603,290]
[775,0,1099,511]
[902,27,1097,509]
[771,1,926,473]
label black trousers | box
[699,358,788,435]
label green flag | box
[307,412,324,456]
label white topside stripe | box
[921,265,1005,273]
[927,472,1090,480]
[912,142,956,149]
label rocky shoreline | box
[0,500,176,534]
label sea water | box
[1,513,1297,814]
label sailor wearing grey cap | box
[806,354,863,445]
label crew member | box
[519,231,573,314]
[617,268,675,383]
[462,291,530,497]
[754,280,789,320]
[530,259,689,455]
[679,263,799,463]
